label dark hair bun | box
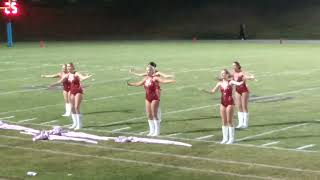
[149,61,157,68]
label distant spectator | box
[239,24,246,40]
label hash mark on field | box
[112,127,131,132]
[296,144,315,150]
[260,141,280,147]
[18,118,37,123]
[0,116,15,120]
[196,135,214,140]
[166,133,182,137]
[40,120,58,125]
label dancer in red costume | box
[51,63,92,130]
[130,61,174,123]
[232,61,256,129]
[207,69,243,144]
[127,65,176,136]
[42,64,71,116]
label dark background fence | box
[1,0,320,41]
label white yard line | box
[296,144,315,150]
[0,64,56,72]
[165,133,182,137]
[63,124,72,127]
[111,126,131,132]
[17,118,37,123]
[0,135,319,176]
[196,134,215,140]
[0,77,32,82]
[40,120,58,125]
[86,77,130,85]
[103,104,218,127]
[0,83,202,115]
[0,88,47,95]
[139,131,149,135]
[1,83,319,116]
[237,123,309,142]
[0,78,128,96]
[231,143,319,153]
[260,141,280,147]
[0,116,15,120]
[0,144,282,180]
[0,103,63,115]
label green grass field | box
[0,40,319,180]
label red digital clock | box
[0,0,18,15]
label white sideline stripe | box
[237,123,309,142]
[261,141,280,147]
[63,124,72,127]
[1,84,319,116]
[17,118,37,123]
[103,105,218,126]
[0,77,129,96]
[0,116,15,120]
[196,135,214,140]
[176,64,254,74]
[0,77,32,82]
[87,77,130,85]
[0,71,201,97]
[0,64,56,72]
[231,143,319,153]
[0,103,61,115]
[4,120,319,153]
[166,133,182,137]
[112,127,131,132]
[139,131,148,135]
[0,144,282,180]
[270,87,320,97]
[316,120,320,122]
[88,84,199,101]
[1,135,320,175]
[40,120,58,125]
[296,144,315,150]
[0,88,47,95]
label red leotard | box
[62,78,70,92]
[144,77,160,103]
[233,70,249,95]
[220,81,234,107]
[58,72,70,92]
[153,73,162,97]
[68,73,83,95]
